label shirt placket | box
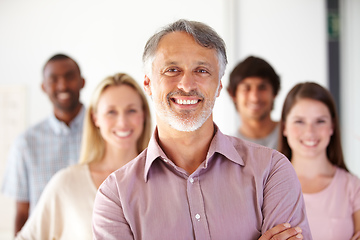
[187,173,211,240]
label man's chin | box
[170,123,200,132]
[249,114,269,121]
[168,115,209,132]
[55,102,80,113]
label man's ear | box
[231,96,236,103]
[144,75,152,96]
[226,87,236,103]
[41,82,46,93]
[216,81,223,98]
[80,77,85,89]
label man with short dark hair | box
[92,20,311,239]
[2,53,85,235]
[227,56,280,149]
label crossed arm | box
[260,223,303,240]
[351,210,360,240]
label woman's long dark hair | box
[278,82,348,171]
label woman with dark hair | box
[279,82,360,240]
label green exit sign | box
[328,11,340,40]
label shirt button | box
[189,177,194,183]
[195,214,201,221]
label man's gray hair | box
[142,19,228,78]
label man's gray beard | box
[167,104,213,132]
[153,88,218,132]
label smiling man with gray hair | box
[92,19,312,240]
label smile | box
[175,99,199,105]
[114,130,132,138]
[57,92,71,100]
[247,103,262,110]
[302,140,318,147]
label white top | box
[15,164,97,240]
[304,167,360,240]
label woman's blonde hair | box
[79,73,151,164]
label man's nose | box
[56,78,68,91]
[248,89,260,101]
[177,72,197,93]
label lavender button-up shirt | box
[93,125,312,240]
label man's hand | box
[259,223,303,240]
[15,201,29,235]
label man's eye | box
[48,77,57,83]
[164,68,180,76]
[240,86,250,92]
[65,73,76,81]
[258,85,268,91]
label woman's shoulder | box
[335,167,360,195]
[47,164,89,187]
[336,167,360,183]
[336,167,360,211]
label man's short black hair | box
[43,53,81,75]
[227,56,280,97]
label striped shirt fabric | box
[92,124,312,239]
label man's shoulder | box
[224,133,276,152]
[112,150,147,181]
[222,132,287,167]
[12,117,52,145]
[22,117,52,136]
[98,150,148,196]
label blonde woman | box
[15,73,151,239]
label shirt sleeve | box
[92,174,134,240]
[350,173,360,213]
[1,135,30,202]
[261,152,313,239]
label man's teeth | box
[176,99,198,105]
[248,104,261,110]
[58,93,70,100]
[303,140,317,147]
[115,131,131,137]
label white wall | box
[0,0,228,238]
[340,0,360,177]
[0,0,227,127]
[233,0,327,124]
[0,0,337,238]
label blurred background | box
[0,0,359,238]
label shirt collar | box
[207,124,245,166]
[143,123,244,182]
[49,105,85,135]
